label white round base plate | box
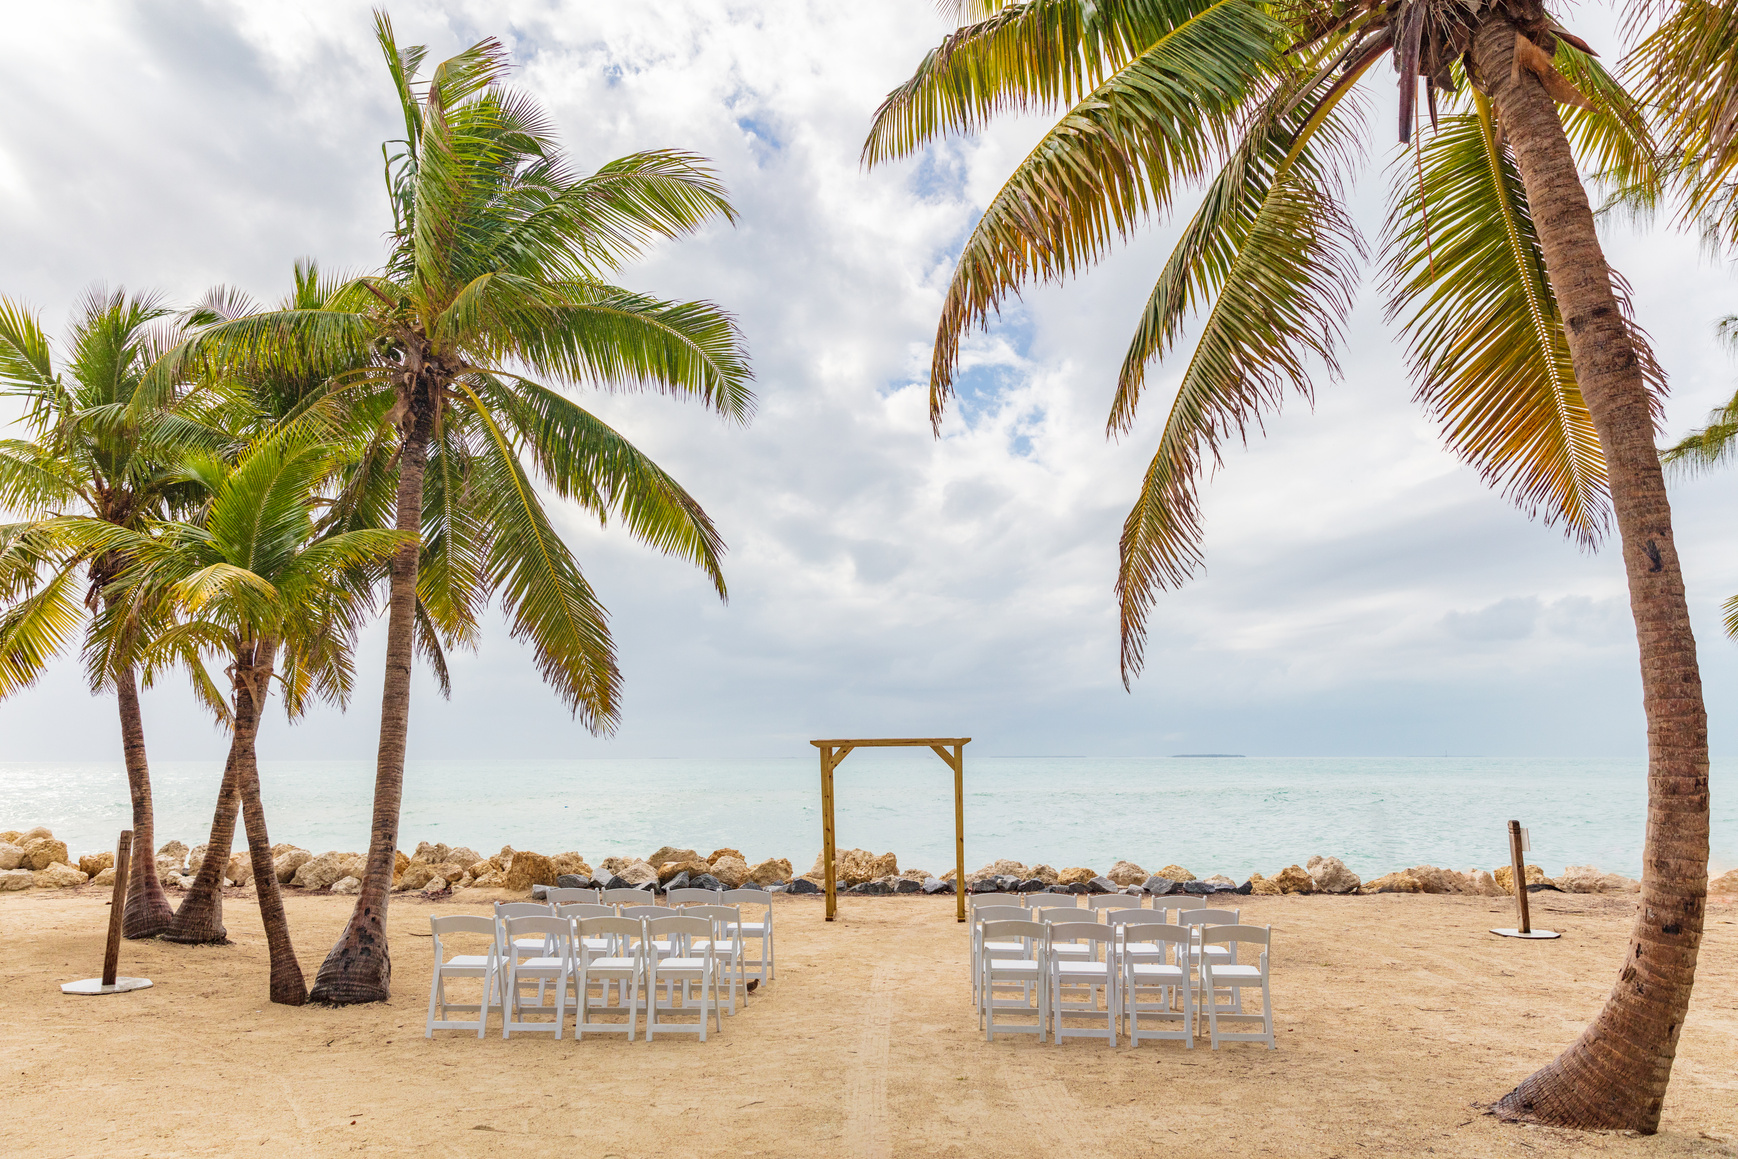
[61,977,153,995]
[1489,928,1561,940]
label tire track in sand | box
[843,965,893,1159]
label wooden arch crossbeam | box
[809,737,970,922]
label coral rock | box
[1155,864,1194,883]
[273,847,312,883]
[0,868,33,890]
[329,875,361,895]
[1057,867,1096,886]
[1026,864,1059,885]
[397,862,440,891]
[1305,855,1361,895]
[0,843,24,871]
[22,826,53,842]
[615,860,658,887]
[92,866,117,887]
[1558,865,1640,894]
[412,842,452,864]
[1247,873,1282,896]
[658,858,711,884]
[504,851,557,893]
[226,852,253,887]
[33,862,87,888]
[291,851,348,891]
[746,857,791,885]
[550,852,591,881]
[1272,865,1315,894]
[1493,864,1548,895]
[707,848,744,865]
[1106,861,1148,887]
[21,837,70,872]
[1709,868,1738,895]
[710,854,750,888]
[78,851,115,879]
[646,847,699,871]
[1364,871,1423,894]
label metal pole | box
[1507,819,1532,935]
[102,830,132,987]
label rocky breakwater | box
[0,828,88,891]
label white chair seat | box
[589,956,639,970]
[659,956,708,970]
[444,954,491,969]
[1124,941,1162,956]
[983,940,1027,954]
[519,956,566,970]
[1051,944,1092,959]
[1208,963,1262,980]
[579,937,612,951]
[736,921,767,935]
[1057,960,1110,977]
[1129,963,1185,980]
[989,959,1041,974]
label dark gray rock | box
[530,883,549,899]
[1525,881,1564,893]
[786,877,821,895]
[738,881,766,892]
[894,877,922,893]
[1235,879,1254,895]
[1142,875,1177,895]
[995,874,1021,891]
[1086,876,1116,894]
[850,880,895,895]
[556,874,588,889]
[967,878,1002,893]
[1179,880,1217,895]
[921,877,948,894]
[689,873,723,892]
[603,874,631,890]
[1015,879,1047,893]
[1064,881,1090,894]
[664,870,691,892]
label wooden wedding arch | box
[810,737,970,922]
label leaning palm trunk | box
[164,750,241,944]
[1473,19,1710,1132]
[115,665,174,938]
[309,400,435,1003]
[232,639,306,1005]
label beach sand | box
[2,888,1734,1158]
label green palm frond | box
[467,403,619,730]
[1552,41,1661,209]
[1384,96,1665,549]
[415,424,487,647]
[0,562,83,697]
[864,0,1214,165]
[918,0,1284,425]
[474,373,727,596]
[1112,83,1367,681]
[1628,0,1738,243]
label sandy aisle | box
[1,889,1733,1158]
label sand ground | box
[1,887,1734,1159]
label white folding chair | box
[687,904,747,1014]
[972,904,1032,1010]
[574,916,646,1041]
[425,915,500,1038]
[1035,907,1097,963]
[668,887,724,906]
[622,905,678,961]
[722,888,775,985]
[556,902,618,966]
[1046,921,1116,1046]
[546,887,600,905]
[1088,893,1141,911]
[1199,925,1275,1049]
[604,887,657,906]
[979,920,1048,1041]
[500,915,574,1039]
[1180,907,1243,1013]
[1121,924,1193,1048]
[495,900,556,1006]
[1022,892,1064,908]
[1159,896,1207,913]
[646,915,721,1040]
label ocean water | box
[3,755,1733,882]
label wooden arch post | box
[810,737,969,922]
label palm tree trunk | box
[115,664,173,939]
[164,741,240,945]
[1473,18,1711,1133]
[309,390,435,1004]
[232,639,306,1005]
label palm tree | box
[0,289,220,938]
[867,0,1705,1132]
[155,14,754,1003]
[73,433,404,1003]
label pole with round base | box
[61,830,153,996]
[1491,818,1559,940]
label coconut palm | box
[867,0,1705,1131]
[0,289,222,938]
[152,15,754,1003]
[76,433,406,1002]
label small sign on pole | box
[1491,818,1559,940]
[61,830,154,995]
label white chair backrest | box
[647,914,711,941]
[974,905,1029,925]
[502,914,572,944]
[1038,906,1095,924]
[495,901,552,920]
[721,888,770,908]
[604,887,656,905]
[1162,895,1207,911]
[1022,893,1062,908]
[556,902,615,920]
[579,915,645,943]
[1048,921,1113,945]
[668,888,724,906]
[1125,923,1190,949]
[1200,923,1269,950]
[546,887,599,904]
[684,904,741,933]
[430,914,496,942]
[1106,910,1170,929]
[620,905,665,921]
[1088,894,1137,910]
[980,919,1046,942]
[1179,908,1241,927]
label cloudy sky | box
[3,0,1735,763]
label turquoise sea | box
[2,756,1732,881]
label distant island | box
[1171,753,1246,758]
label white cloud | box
[3,0,1737,767]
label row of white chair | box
[543,887,777,985]
[971,903,1276,1049]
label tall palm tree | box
[154,14,754,1003]
[867,0,1705,1132]
[0,289,220,938]
[73,433,404,1003]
